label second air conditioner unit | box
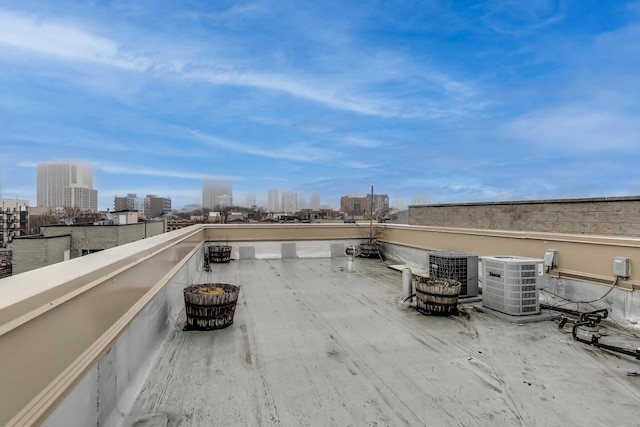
[481,256,544,316]
[427,250,479,297]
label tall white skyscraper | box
[267,188,279,212]
[297,196,307,210]
[37,163,97,211]
[202,179,233,209]
[310,192,320,210]
[281,191,298,213]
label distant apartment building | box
[340,194,389,218]
[310,193,321,210]
[0,198,29,248]
[37,163,97,211]
[114,193,169,218]
[114,193,145,212]
[144,195,171,218]
[202,179,233,209]
[281,191,298,213]
[65,186,98,212]
[267,189,279,213]
[340,196,367,216]
[297,196,307,210]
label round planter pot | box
[183,283,240,330]
[414,277,461,315]
[209,245,232,263]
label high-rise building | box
[297,196,307,210]
[281,191,298,213]
[310,193,320,210]
[144,195,172,218]
[37,163,97,211]
[64,186,98,212]
[202,179,233,210]
[267,189,279,213]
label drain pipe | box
[402,268,413,302]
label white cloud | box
[0,10,148,70]
[344,161,375,169]
[96,164,231,181]
[183,68,395,117]
[188,129,335,162]
[0,9,483,120]
[482,0,566,35]
[343,136,383,149]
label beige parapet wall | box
[378,224,640,289]
[203,222,371,242]
[2,223,640,425]
[0,227,204,426]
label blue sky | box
[1,1,639,211]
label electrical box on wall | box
[613,257,630,278]
[543,250,557,268]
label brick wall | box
[41,221,166,258]
[409,196,640,237]
[12,235,70,275]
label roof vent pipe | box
[346,246,359,272]
[402,268,413,302]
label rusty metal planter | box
[414,277,461,315]
[184,283,240,330]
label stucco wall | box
[409,196,640,237]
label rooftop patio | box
[123,257,640,426]
[2,224,640,426]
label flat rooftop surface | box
[125,258,640,426]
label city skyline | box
[1,2,640,210]
[11,161,409,212]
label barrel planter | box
[414,276,461,315]
[359,241,378,258]
[209,245,232,263]
[183,283,240,330]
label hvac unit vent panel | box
[481,256,544,316]
[428,250,479,297]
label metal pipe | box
[402,268,413,301]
